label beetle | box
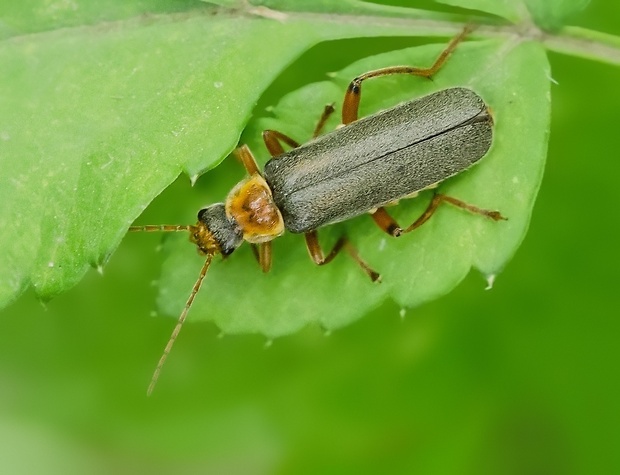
[130,28,505,395]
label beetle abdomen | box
[263,87,493,234]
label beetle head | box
[194,203,243,256]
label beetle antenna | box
[129,225,194,233]
[147,253,214,396]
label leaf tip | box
[484,273,496,290]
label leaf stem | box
[542,26,620,65]
[243,3,620,66]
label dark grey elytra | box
[264,87,493,233]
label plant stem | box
[246,4,620,66]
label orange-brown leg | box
[263,103,337,157]
[250,242,273,273]
[260,104,338,274]
[342,27,472,125]
[312,103,336,137]
[233,144,261,175]
[305,230,380,282]
[371,193,505,237]
[263,130,300,157]
[370,207,404,237]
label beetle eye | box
[197,208,207,221]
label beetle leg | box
[263,130,300,157]
[233,144,261,175]
[250,242,273,272]
[258,242,273,272]
[371,193,505,236]
[305,230,380,282]
[402,194,506,233]
[370,207,403,237]
[313,103,336,137]
[263,103,337,157]
[342,27,472,124]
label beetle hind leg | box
[342,27,472,125]
[371,193,505,236]
[305,230,380,282]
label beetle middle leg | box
[371,193,505,237]
[263,130,300,156]
[312,103,336,137]
[342,27,471,125]
[305,230,380,282]
[263,103,337,157]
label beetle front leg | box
[250,242,273,272]
[233,144,261,175]
[371,193,505,236]
[342,27,471,125]
[305,230,380,282]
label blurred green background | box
[2,1,620,474]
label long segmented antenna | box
[129,225,194,233]
[147,253,214,396]
[128,223,215,395]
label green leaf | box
[435,0,527,23]
[0,0,201,37]
[1,1,472,308]
[523,0,591,31]
[543,26,620,65]
[436,0,591,30]
[251,0,459,19]
[157,37,550,337]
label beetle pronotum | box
[130,28,505,395]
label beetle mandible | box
[130,27,506,395]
